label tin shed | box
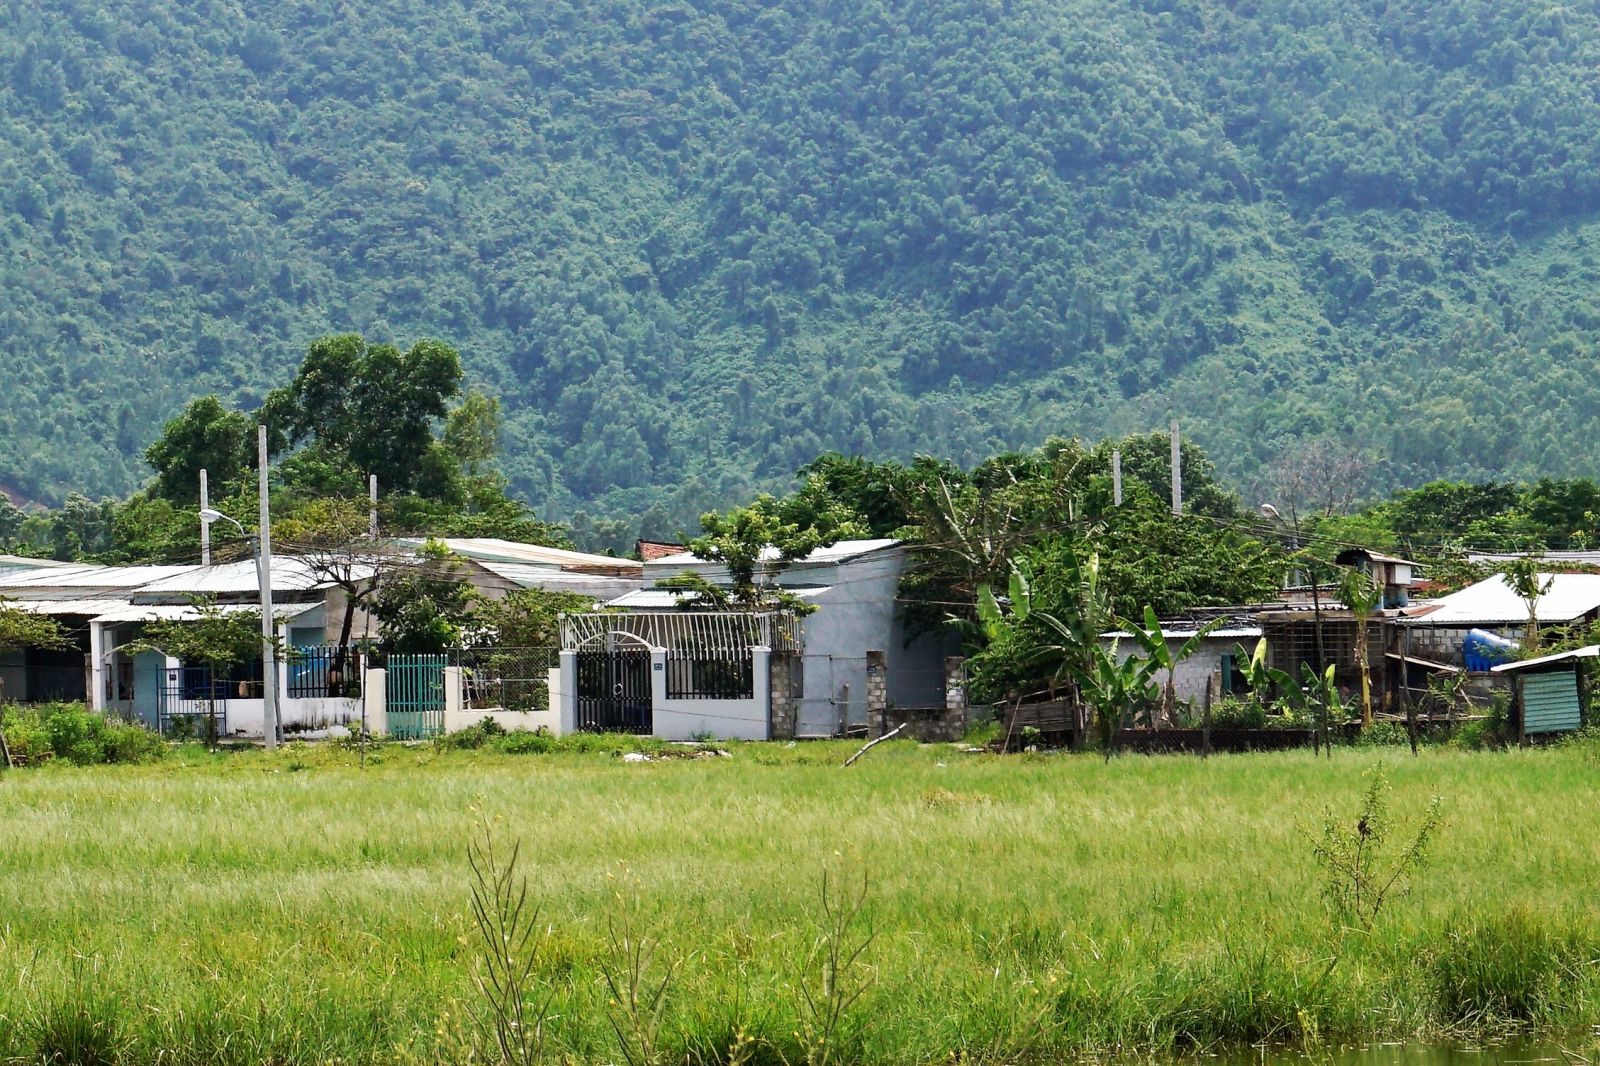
[1491,646,1597,740]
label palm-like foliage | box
[1338,568,1382,726]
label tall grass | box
[2,739,1600,1063]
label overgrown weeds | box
[1312,764,1443,931]
[27,954,124,1066]
[599,864,680,1066]
[466,812,553,1066]
[795,865,877,1066]
[0,702,165,766]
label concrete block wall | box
[769,650,800,740]
[866,652,970,742]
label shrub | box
[436,718,507,750]
[2,703,165,766]
[1207,697,1266,731]
[1452,698,1509,751]
[497,730,553,755]
[1357,722,1413,747]
[0,707,52,764]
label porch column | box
[363,667,387,737]
[557,650,578,735]
[751,646,772,741]
[89,621,106,713]
[944,655,968,737]
[443,666,464,732]
[649,647,668,716]
[273,620,290,730]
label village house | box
[550,539,960,742]
[0,536,647,739]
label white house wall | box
[1108,636,1236,708]
[793,548,948,735]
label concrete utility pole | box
[368,474,378,538]
[1170,419,1183,516]
[258,424,279,752]
[199,468,210,566]
[1111,450,1123,506]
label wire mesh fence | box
[454,647,558,713]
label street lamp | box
[199,508,245,538]
[197,506,279,750]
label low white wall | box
[647,646,770,741]
[205,695,359,738]
[651,701,768,741]
[445,707,560,734]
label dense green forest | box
[6,0,1600,537]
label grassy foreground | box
[2,737,1600,1065]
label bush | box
[1357,722,1414,747]
[1452,699,1509,751]
[1207,697,1266,730]
[1,703,166,766]
[497,729,553,754]
[435,717,506,751]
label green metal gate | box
[387,654,447,738]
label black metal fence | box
[665,648,754,700]
[455,647,557,713]
[158,663,253,739]
[286,645,366,698]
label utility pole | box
[368,474,378,538]
[199,468,211,566]
[1111,450,1123,506]
[1169,419,1182,516]
[257,424,278,752]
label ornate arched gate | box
[574,633,653,734]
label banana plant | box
[1131,606,1226,728]
[1235,637,1297,710]
[1338,568,1382,727]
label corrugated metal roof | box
[397,537,641,573]
[90,601,319,624]
[1101,626,1261,640]
[1491,645,1600,673]
[1468,550,1600,566]
[645,538,900,569]
[3,598,135,617]
[1401,573,1600,626]
[131,558,348,596]
[606,586,830,609]
[0,555,82,572]
[472,559,638,590]
[0,564,197,593]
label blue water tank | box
[1464,628,1517,672]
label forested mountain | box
[6,0,1600,536]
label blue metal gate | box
[387,655,447,738]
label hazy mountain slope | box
[4,0,1600,532]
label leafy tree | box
[371,541,477,653]
[273,497,392,693]
[472,588,595,649]
[1339,568,1383,728]
[125,600,266,747]
[1500,558,1554,654]
[1135,606,1226,729]
[681,496,861,610]
[264,334,463,498]
[143,397,255,506]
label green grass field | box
[3,736,1599,1065]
